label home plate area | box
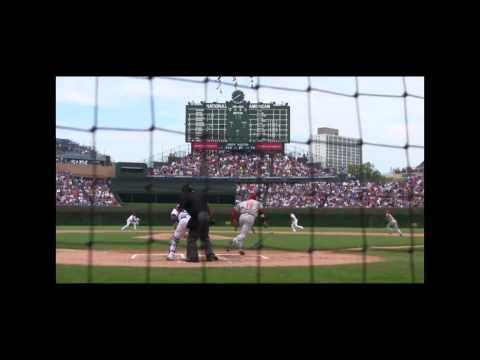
[56,249,383,268]
[124,250,383,268]
[130,252,269,264]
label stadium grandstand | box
[236,175,424,208]
[56,138,118,206]
[149,151,336,177]
[55,138,423,209]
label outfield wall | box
[56,206,424,228]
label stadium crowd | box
[151,152,336,177]
[56,172,119,207]
[55,146,423,208]
[236,175,424,208]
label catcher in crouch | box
[228,193,264,255]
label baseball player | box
[121,213,140,231]
[248,212,271,250]
[232,200,241,231]
[290,213,304,232]
[166,205,191,260]
[232,200,256,233]
[386,210,403,236]
[229,193,264,255]
[170,204,182,229]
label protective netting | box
[56,76,424,284]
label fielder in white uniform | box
[229,193,263,255]
[166,206,191,260]
[386,210,403,236]
[121,214,140,231]
[290,213,304,232]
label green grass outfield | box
[56,225,424,284]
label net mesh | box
[56,76,424,284]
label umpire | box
[179,184,218,262]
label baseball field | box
[56,224,424,283]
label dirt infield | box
[56,248,384,268]
[134,233,232,241]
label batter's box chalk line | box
[130,253,269,261]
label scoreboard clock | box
[185,90,290,146]
[232,90,245,102]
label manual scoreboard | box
[186,90,290,152]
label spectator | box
[55,150,424,209]
[147,151,423,208]
[56,172,119,207]
[150,151,335,178]
[235,175,424,209]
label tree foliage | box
[348,162,386,183]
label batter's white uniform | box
[290,213,304,232]
[386,212,403,236]
[121,214,139,231]
[167,209,191,260]
[231,199,263,251]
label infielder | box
[166,205,191,260]
[121,213,140,231]
[386,210,403,236]
[290,213,304,232]
[229,193,264,255]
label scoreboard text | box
[185,91,290,146]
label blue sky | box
[56,76,424,173]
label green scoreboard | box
[186,90,290,152]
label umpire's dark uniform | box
[179,185,218,262]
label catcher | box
[166,205,191,261]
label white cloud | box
[56,76,424,173]
[56,77,97,106]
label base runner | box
[228,193,264,255]
[386,210,403,236]
[232,200,241,231]
[249,212,270,250]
